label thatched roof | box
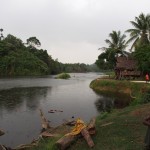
[115,56,137,70]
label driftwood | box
[0,145,7,150]
[56,135,78,150]
[87,117,96,135]
[100,122,113,127]
[0,129,5,136]
[40,131,60,138]
[39,109,50,130]
[56,117,96,150]
[15,138,39,150]
[81,128,94,148]
[63,119,76,126]
[0,145,12,150]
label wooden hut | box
[115,56,141,80]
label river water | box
[0,73,130,148]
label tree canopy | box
[26,37,41,48]
[96,31,128,70]
[126,13,150,50]
[0,33,99,76]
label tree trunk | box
[81,128,94,148]
[0,129,5,136]
[87,117,96,135]
[56,117,96,150]
[56,135,78,150]
[39,109,50,130]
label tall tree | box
[100,30,127,57]
[26,37,41,48]
[96,48,116,70]
[126,13,150,50]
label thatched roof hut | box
[116,57,137,70]
[115,56,140,79]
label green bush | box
[55,73,71,79]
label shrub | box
[55,73,71,79]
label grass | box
[69,104,150,150]
[29,138,58,150]
[104,71,115,78]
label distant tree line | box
[96,13,150,74]
[0,34,99,76]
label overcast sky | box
[0,0,150,64]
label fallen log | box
[56,135,78,150]
[100,122,113,127]
[63,119,76,126]
[87,117,96,135]
[15,138,39,150]
[56,118,96,150]
[40,131,60,138]
[81,128,94,148]
[39,109,51,130]
[0,129,5,136]
[0,145,7,150]
[15,143,38,150]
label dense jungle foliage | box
[0,34,99,76]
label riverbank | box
[27,78,150,150]
[64,79,150,150]
[90,78,150,105]
[29,104,150,150]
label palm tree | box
[99,30,128,57]
[126,13,150,50]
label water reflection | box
[95,96,114,112]
[95,92,131,113]
[0,87,51,148]
[0,87,50,111]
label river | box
[0,73,130,148]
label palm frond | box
[119,34,126,43]
[130,21,141,29]
[126,35,138,45]
[131,37,139,50]
[126,29,140,33]
[109,31,118,45]
[105,39,113,46]
[98,47,107,51]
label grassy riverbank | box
[69,103,150,150]
[90,78,150,105]
[29,79,150,150]
[30,104,150,150]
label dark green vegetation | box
[0,34,99,76]
[96,13,150,75]
[55,73,71,79]
[0,35,50,75]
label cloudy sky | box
[0,0,150,64]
